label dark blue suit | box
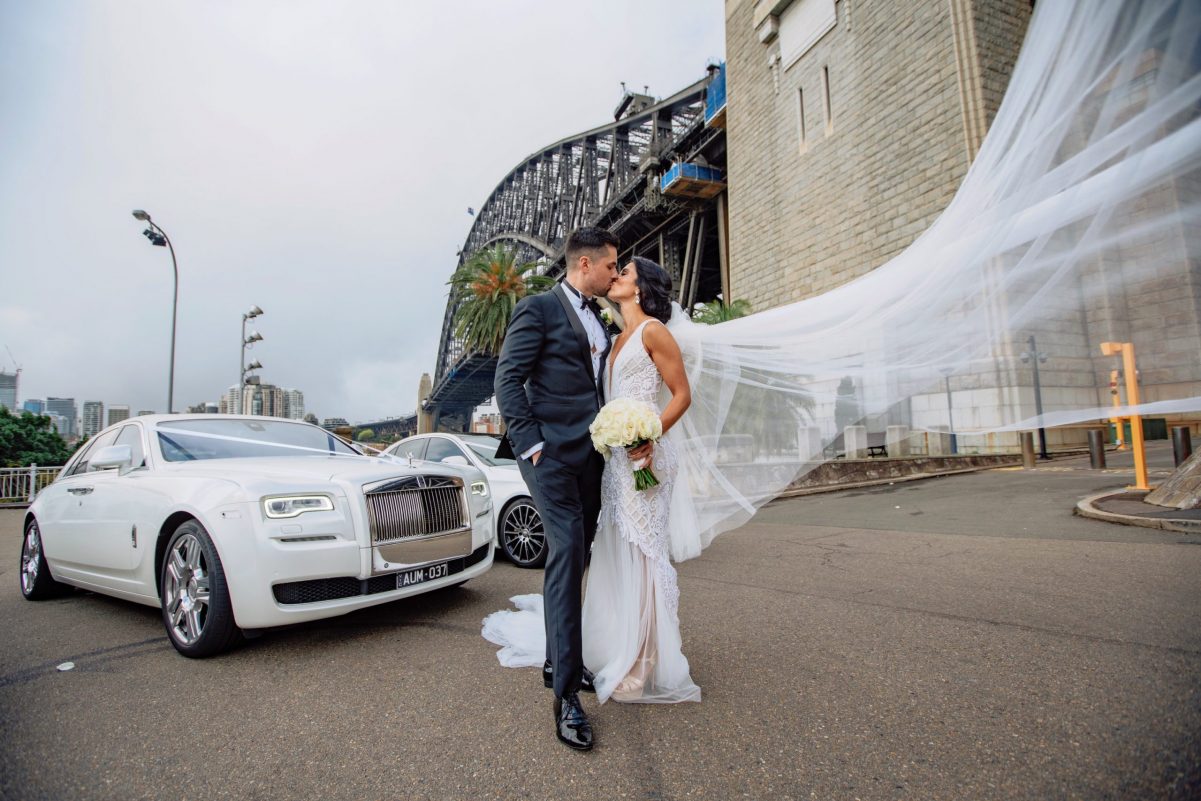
[494,282,610,696]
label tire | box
[160,519,242,658]
[20,518,71,600]
[499,498,547,569]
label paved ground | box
[1,454,1198,801]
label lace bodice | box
[599,319,680,615]
[604,319,663,404]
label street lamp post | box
[939,367,957,455]
[131,210,178,413]
[240,306,264,414]
[1020,334,1050,460]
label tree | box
[693,297,753,325]
[449,244,555,355]
[0,408,73,467]
[356,428,375,442]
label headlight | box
[470,480,489,497]
[263,494,334,518]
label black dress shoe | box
[543,660,596,692]
[554,692,594,751]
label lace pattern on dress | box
[600,320,681,618]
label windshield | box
[460,435,516,467]
[157,419,361,462]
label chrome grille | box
[365,480,468,544]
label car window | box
[156,419,361,462]
[65,429,120,476]
[389,439,427,460]
[425,438,468,463]
[113,424,146,469]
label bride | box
[483,255,701,704]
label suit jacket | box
[494,282,612,467]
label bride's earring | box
[634,291,641,306]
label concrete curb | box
[778,463,1016,498]
[1075,490,1201,534]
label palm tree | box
[692,297,752,325]
[449,244,555,355]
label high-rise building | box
[107,405,131,426]
[82,401,105,438]
[23,399,44,414]
[283,389,305,420]
[45,398,78,437]
[220,385,242,415]
[46,413,70,438]
[0,370,17,411]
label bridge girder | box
[430,74,725,422]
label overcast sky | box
[0,1,724,423]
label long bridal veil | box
[658,0,1201,558]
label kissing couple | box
[485,225,701,752]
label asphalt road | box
[1,458,1198,801]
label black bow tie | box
[566,284,601,315]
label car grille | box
[364,477,468,544]
[272,544,491,605]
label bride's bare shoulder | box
[641,318,679,354]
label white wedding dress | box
[482,318,701,704]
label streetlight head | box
[1019,352,1030,364]
[142,228,167,246]
[246,359,263,371]
[132,209,151,221]
[246,305,264,319]
[245,331,263,345]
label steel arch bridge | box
[427,68,729,430]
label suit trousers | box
[516,450,603,697]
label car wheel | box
[160,519,242,658]
[499,498,546,569]
[20,518,71,600]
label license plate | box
[395,558,459,589]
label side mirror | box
[441,455,470,467]
[91,445,133,472]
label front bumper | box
[212,490,494,629]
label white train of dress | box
[482,319,701,704]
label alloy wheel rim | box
[503,503,544,564]
[21,525,41,594]
[163,533,211,646]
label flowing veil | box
[654,0,1201,559]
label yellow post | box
[1109,369,1126,450]
[1101,342,1149,490]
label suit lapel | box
[554,283,596,381]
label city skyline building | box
[0,370,16,411]
[81,400,105,439]
[107,405,130,426]
[283,388,305,420]
[23,399,44,415]
[44,397,77,438]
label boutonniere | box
[599,306,622,335]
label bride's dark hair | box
[631,256,674,324]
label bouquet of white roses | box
[589,397,663,491]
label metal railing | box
[0,465,62,508]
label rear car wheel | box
[160,520,242,658]
[499,498,547,569]
[20,518,71,600]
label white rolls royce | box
[19,415,495,657]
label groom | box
[494,226,619,751]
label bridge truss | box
[428,70,729,430]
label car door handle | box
[67,487,94,495]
